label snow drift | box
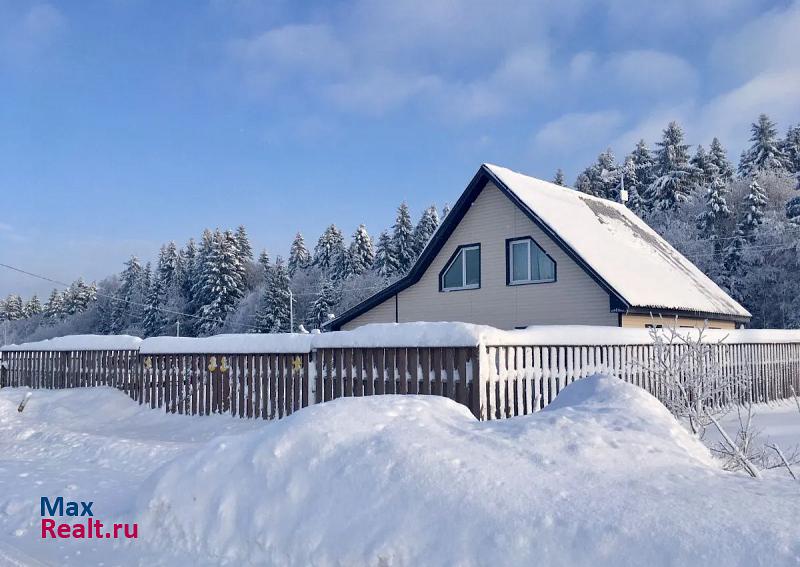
[137,375,800,566]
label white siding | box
[343,182,618,330]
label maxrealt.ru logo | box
[40,497,138,540]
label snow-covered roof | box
[0,334,142,352]
[484,164,751,318]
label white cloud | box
[225,0,569,119]
[0,222,26,243]
[699,68,800,147]
[229,23,351,90]
[0,3,65,66]
[605,50,698,95]
[533,110,624,153]
[325,70,442,115]
[710,1,800,80]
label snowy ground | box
[0,379,799,566]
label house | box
[328,164,751,331]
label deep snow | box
[1,378,798,566]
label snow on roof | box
[0,334,142,352]
[485,163,751,319]
[139,334,315,355]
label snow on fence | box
[1,324,799,421]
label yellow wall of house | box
[620,313,736,330]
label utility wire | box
[0,261,388,331]
[0,262,261,331]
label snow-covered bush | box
[642,320,743,436]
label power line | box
[0,262,261,331]
[0,261,390,331]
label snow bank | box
[0,386,264,566]
[0,334,142,352]
[137,375,800,566]
[139,333,315,354]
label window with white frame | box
[440,245,480,291]
[507,237,556,285]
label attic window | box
[507,237,556,285]
[440,244,480,291]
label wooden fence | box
[0,349,140,396]
[1,340,798,421]
[480,342,800,420]
[0,347,480,419]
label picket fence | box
[1,337,799,421]
[0,346,481,418]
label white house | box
[328,164,751,331]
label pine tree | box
[374,230,397,278]
[313,225,346,277]
[140,262,152,302]
[157,242,180,291]
[258,249,271,276]
[411,205,439,258]
[392,202,415,274]
[574,171,592,195]
[650,121,696,211]
[576,149,619,199]
[226,229,248,296]
[620,156,643,214]
[738,114,790,177]
[709,137,734,182]
[112,255,145,331]
[43,289,65,323]
[24,295,42,318]
[690,145,718,188]
[738,179,767,241]
[723,228,746,293]
[181,238,198,303]
[256,256,292,333]
[2,295,24,320]
[196,230,245,335]
[235,225,253,262]
[309,278,338,329]
[348,224,374,276]
[287,232,311,277]
[142,276,166,337]
[553,169,566,186]
[696,177,731,257]
[781,125,800,175]
[333,245,355,281]
[786,195,800,224]
[629,139,656,211]
[441,203,451,218]
[63,278,97,315]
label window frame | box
[439,243,481,292]
[505,236,557,286]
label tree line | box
[0,203,444,343]
[567,113,800,327]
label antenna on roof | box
[619,173,628,205]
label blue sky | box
[2,0,799,297]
